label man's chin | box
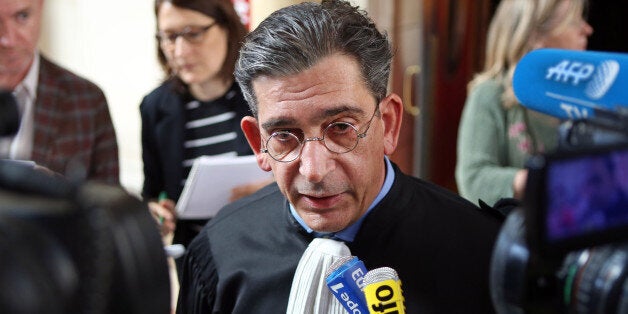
[0,68,27,90]
[0,78,17,90]
[303,215,346,234]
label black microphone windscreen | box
[0,90,19,136]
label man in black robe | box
[176,1,504,313]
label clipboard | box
[176,155,273,219]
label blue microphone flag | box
[513,48,628,120]
[325,256,369,314]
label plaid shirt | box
[31,56,119,184]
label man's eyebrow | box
[260,105,365,131]
[261,117,296,130]
[323,105,364,118]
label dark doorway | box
[488,0,628,53]
[587,2,628,53]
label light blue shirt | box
[289,156,395,242]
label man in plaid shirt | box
[0,0,119,184]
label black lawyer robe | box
[177,163,503,314]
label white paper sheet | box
[176,155,272,219]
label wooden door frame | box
[370,0,491,191]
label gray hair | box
[234,0,393,116]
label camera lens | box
[559,244,628,314]
[490,208,528,314]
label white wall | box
[39,0,369,196]
[40,0,162,196]
[250,0,367,28]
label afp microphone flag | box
[325,256,369,313]
[513,49,628,120]
[362,267,405,314]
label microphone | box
[362,267,405,314]
[513,49,628,120]
[325,255,369,314]
[0,90,19,136]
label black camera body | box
[490,119,628,314]
[0,162,171,314]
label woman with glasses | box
[456,0,593,208]
[139,0,267,264]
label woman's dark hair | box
[154,0,247,89]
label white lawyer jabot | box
[286,238,351,314]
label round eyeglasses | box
[261,107,378,163]
[156,22,217,47]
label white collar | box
[15,52,40,104]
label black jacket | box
[139,81,252,201]
[178,163,503,313]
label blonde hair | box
[469,0,587,108]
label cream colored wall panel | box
[40,0,161,195]
[250,0,368,29]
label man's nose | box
[0,24,17,47]
[298,138,334,183]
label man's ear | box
[379,93,403,156]
[241,116,272,171]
